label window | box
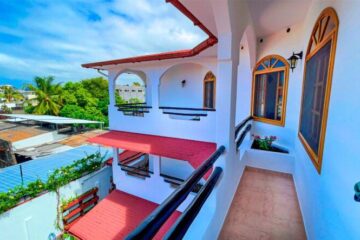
[298,7,339,173]
[203,71,216,109]
[251,55,289,126]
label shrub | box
[0,151,106,214]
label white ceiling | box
[180,0,218,36]
[247,0,312,37]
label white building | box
[115,85,146,102]
[3,1,360,239]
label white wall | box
[0,167,112,240]
[252,22,305,149]
[159,63,210,108]
[112,151,194,212]
[293,1,360,239]
[236,29,255,124]
[250,1,360,239]
[13,131,67,150]
[107,58,218,142]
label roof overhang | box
[88,130,216,179]
[82,0,218,69]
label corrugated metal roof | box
[1,114,103,124]
[0,145,111,193]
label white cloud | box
[0,0,206,85]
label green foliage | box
[24,75,135,127]
[132,82,141,87]
[0,86,24,103]
[61,195,79,210]
[0,152,106,215]
[253,135,277,150]
[26,76,63,115]
[128,98,142,104]
[0,105,13,113]
[61,233,76,240]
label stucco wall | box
[0,166,112,240]
[252,1,360,239]
[293,1,360,239]
[159,63,211,108]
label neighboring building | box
[0,114,104,166]
[18,89,36,101]
[115,85,145,102]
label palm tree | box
[26,76,63,115]
[1,86,24,103]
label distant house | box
[115,85,145,102]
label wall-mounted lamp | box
[181,79,186,87]
[354,181,360,202]
[288,51,303,72]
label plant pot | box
[251,140,289,154]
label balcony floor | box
[219,167,306,240]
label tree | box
[81,77,108,99]
[132,82,141,87]
[1,86,23,103]
[26,76,63,115]
[0,105,12,114]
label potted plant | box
[251,135,288,153]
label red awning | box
[89,131,217,179]
[68,190,181,240]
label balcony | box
[108,62,217,142]
[219,167,306,239]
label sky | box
[0,0,205,88]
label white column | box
[108,70,118,107]
[145,69,163,109]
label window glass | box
[204,81,214,108]
[252,55,288,126]
[298,7,338,172]
[203,72,216,108]
[300,41,331,155]
[253,71,284,121]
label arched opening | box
[159,63,214,108]
[236,28,256,124]
[114,70,146,105]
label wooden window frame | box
[203,71,216,109]
[298,7,339,173]
[251,55,289,126]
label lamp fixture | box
[181,79,186,87]
[288,51,303,72]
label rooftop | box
[1,114,104,125]
[0,145,111,193]
[0,122,48,142]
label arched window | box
[251,55,289,126]
[203,71,216,109]
[298,7,339,173]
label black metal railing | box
[236,124,252,150]
[116,103,152,115]
[235,116,253,150]
[126,146,225,240]
[159,106,216,111]
[234,116,252,139]
[164,167,223,240]
[159,106,214,120]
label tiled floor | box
[219,167,306,240]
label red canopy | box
[89,131,217,179]
[68,190,180,240]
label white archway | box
[236,26,256,123]
[159,63,215,108]
[114,69,147,104]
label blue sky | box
[0,0,205,88]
